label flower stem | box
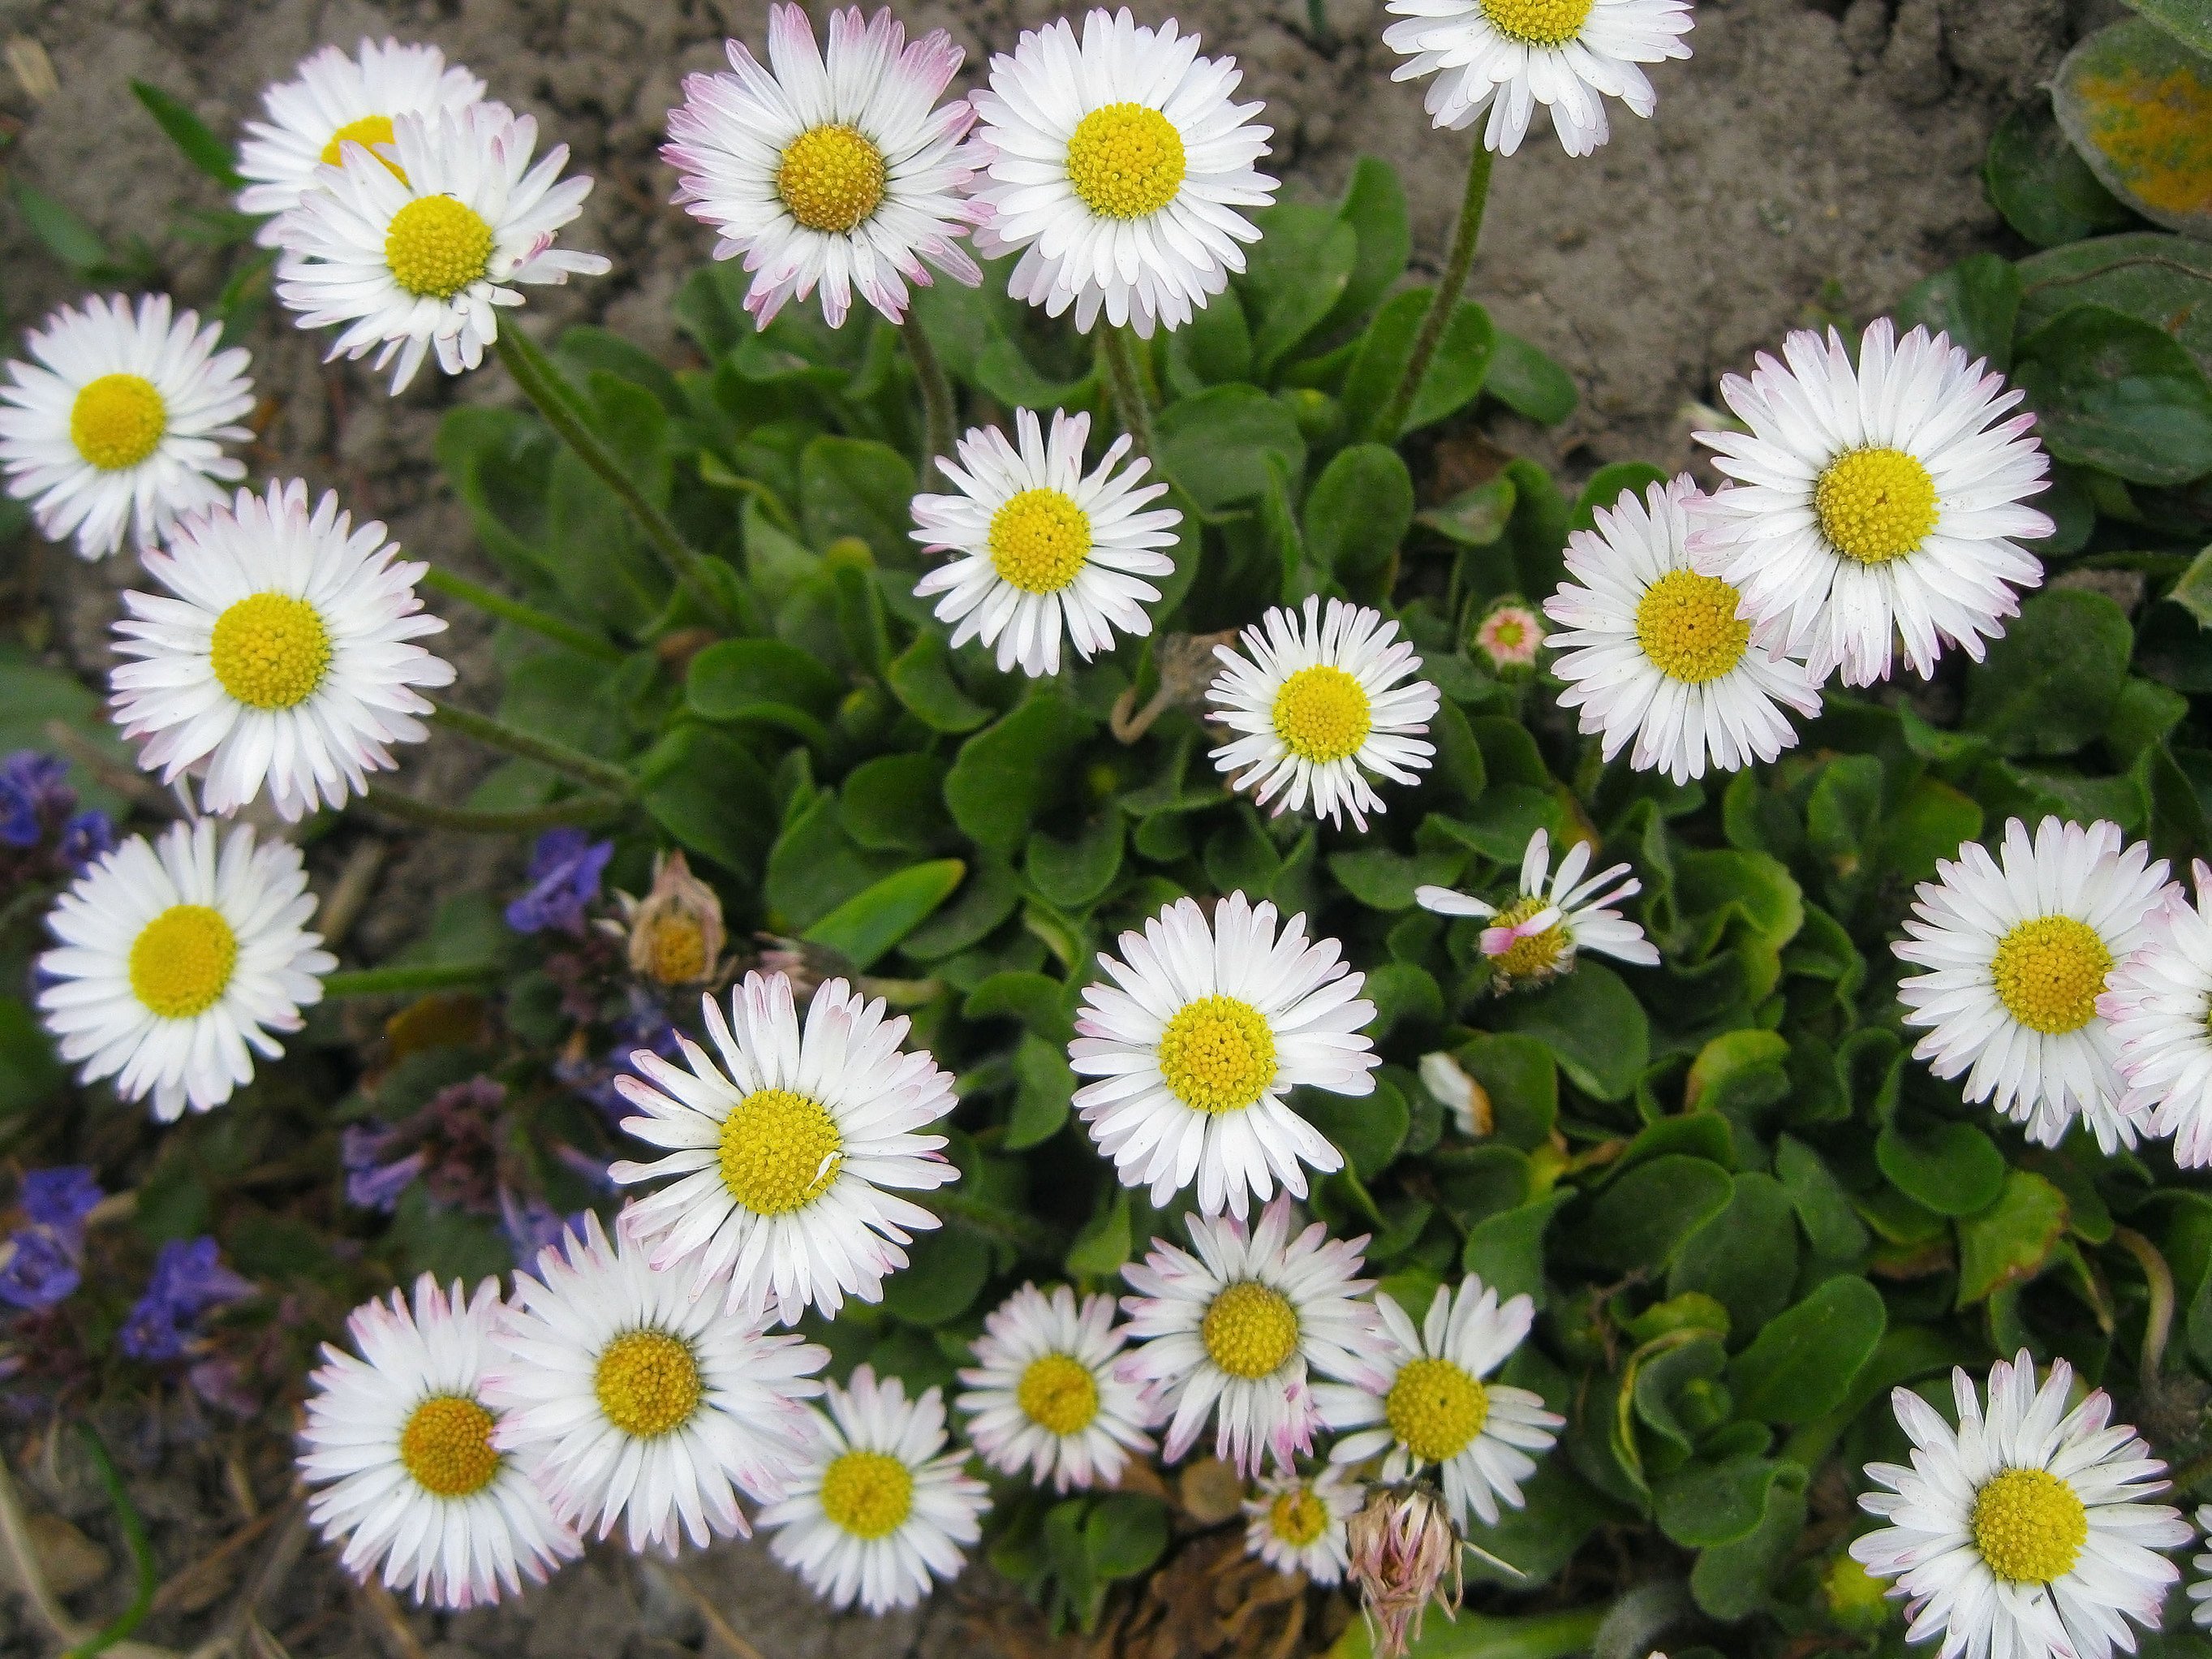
[1373,140,1497,442]
[426,702,636,798]
[420,566,625,663]
[357,782,627,834]
[322,962,500,998]
[1099,324,1157,459]
[902,318,958,491]
[63,1428,156,1659]
[493,327,734,631]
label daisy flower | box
[1544,476,1823,784]
[2188,1504,2212,1629]
[2104,861,2212,1166]
[1244,1465,1363,1584]
[609,971,958,1326]
[1206,597,1442,832]
[0,293,253,561]
[663,6,982,329]
[1118,1195,1385,1476]
[1316,1277,1563,1532]
[36,820,334,1122]
[483,1213,827,1555]
[1473,601,1544,674]
[1850,1351,2188,1659]
[1069,892,1379,1219]
[109,479,454,821]
[298,1273,578,1609]
[1896,817,2171,1152]
[760,1364,988,1614]
[273,102,609,394]
[968,8,1278,336]
[236,38,487,241]
[911,407,1178,679]
[1416,827,1658,995]
[955,1282,1153,1492]
[1381,0,1693,155]
[1691,318,2054,687]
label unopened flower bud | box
[1473,600,1545,675]
[610,851,725,988]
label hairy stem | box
[420,567,624,663]
[902,318,958,491]
[1099,325,1157,459]
[427,702,636,798]
[357,784,626,834]
[2115,1225,2177,1392]
[1373,140,1496,442]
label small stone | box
[1178,1457,1246,1525]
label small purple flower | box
[506,829,614,937]
[0,1230,83,1311]
[0,752,71,849]
[20,1168,101,1238]
[120,1237,253,1363]
[556,999,682,1123]
[57,810,115,873]
[340,1123,426,1213]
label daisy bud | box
[1471,600,1545,676]
[1345,1485,1461,1659]
[610,851,725,989]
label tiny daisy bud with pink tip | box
[1417,827,1657,996]
[2103,861,2212,1166]
[957,1283,1153,1493]
[1472,601,1544,674]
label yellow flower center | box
[818,1449,914,1540]
[384,194,493,299]
[1814,446,1939,566]
[1487,894,1569,983]
[640,915,708,985]
[321,113,407,179]
[1065,102,1186,220]
[398,1394,501,1498]
[1491,618,1526,648]
[1272,665,1374,764]
[1269,1486,1332,1547]
[1990,915,2113,1036]
[1385,1356,1490,1463]
[1016,1352,1100,1436]
[1635,569,1750,685]
[593,1329,703,1439]
[988,488,1092,595]
[128,904,239,1020]
[1199,1280,1300,1379]
[717,1087,843,1215]
[1156,995,1277,1114]
[1970,1467,2086,1585]
[776,123,888,234]
[69,373,166,472]
[209,592,333,710]
[1478,0,1596,44]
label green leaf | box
[1296,1076,1409,1180]
[1462,1192,1573,1303]
[1897,253,2025,373]
[879,1225,990,1325]
[802,860,966,970]
[1240,204,1360,375]
[964,971,1075,1041]
[1956,1170,2071,1304]
[636,724,775,877]
[884,631,992,734]
[1322,157,1413,342]
[1689,1466,1808,1622]
[1155,386,1308,511]
[2173,542,2212,626]
[1485,330,1578,425]
[1984,101,2138,248]
[764,794,906,930]
[841,754,952,853]
[0,998,64,1116]
[1571,463,1670,531]
[1026,813,1125,911]
[14,181,111,271]
[2052,20,2212,238]
[2014,303,2212,486]
[1416,476,1517,546]
[1303,443,1414,599]
[1487,963,1650,1102]
[2016,232,2212,380]
[800,436,917,565]
[1877,1117,2008,1217]
[1008,1032,1077,1151]
[1668,1174,1800,1338]
[2120,0,2212,56]
[687,636,843,739]
[1655,1455,1792,1549]
[131,81,244,189]
[945,695,1085,855]
[1085,1494,1169,1583]
[1726,1276,1886,1423]
[1579,1156,1734,1272]
[1457,1032,1558,1149]
[1066,1190,1133,1278]
[1962,588,2135,755]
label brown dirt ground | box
[0,0,2087,1650]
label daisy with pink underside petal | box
[1118,1195,1386,1476]
[1472,601,1544,673]
[956,1282,1153,1492]
[2101,860,2212,1166]
[662,6,982,330]
[1417,827,1657,995]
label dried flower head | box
[1345,1484,1461,1659]
[603,850,725,988]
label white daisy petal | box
[1416,825,1659,994]
[1242,1464,1363,1584]
[2104,860,2212,1166]
[956,1282,1155,1491]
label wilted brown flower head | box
[1345,1484,1461,1659]
[605,850,725,987]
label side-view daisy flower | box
[1244,1465,1363,1584]
[1070,891,1378,1218]
[36,820,334,1121]
[1417,827,1658,994]
[969,8,1278,335]
[911,407,1178,677]
[299,1274,578,1608]
[1118,1195,1385,1476]
[484,1213,827,1556]
[273,102,609,394]
[110,479,454,821]
[609,971,958,1325]
[956,1282,1153,1492]
[236,37,487,239]
[1544,476,1823,783]
[760,1364,988,1614]
[1851,1351,2189,1659]
[1318,1277,1563,1531]
[1896,817,2171,1152]
[0,293,253,561]
[2104,861,2212,1166]
[1207,596,1442,832]
[1382,0,1693,155]
[1691,318,2054,687]
[663,6,982,329]
[2188,1503,2212,1629]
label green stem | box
[323,962,500,998]
[1373,140,1497,442]
[902,318,958,491]
[2115,1225,2177,1390]
[63,1428,155,1659]
[494,328,734,630]
[1099,325,1156,459]
[420,566,624,663]
[428,701,636,797]
[358,784,626,834]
